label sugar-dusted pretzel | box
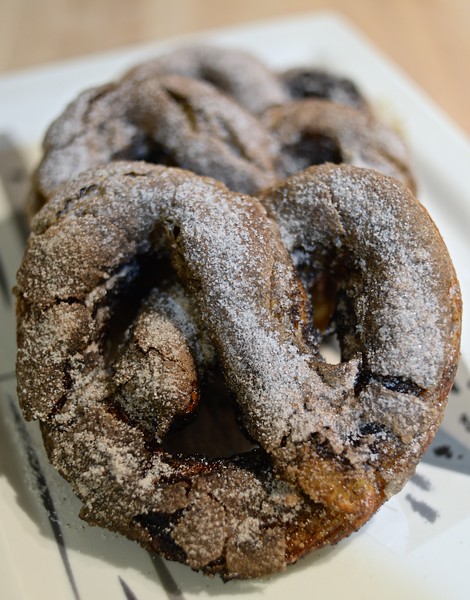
[31,73,278,213]
[16,161,460,578]
[30,46,417,218]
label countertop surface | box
[0,0,469,136]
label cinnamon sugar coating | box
[16,162,461,578]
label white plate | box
[1,12,469,600]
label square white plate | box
[1,12,469,600]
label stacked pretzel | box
[16,46,461,579]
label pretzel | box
[262,98,416,192]
[31,73,278,213]
[16,161,461,578]
[30,47,417,218]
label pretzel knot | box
[16,160,461,579]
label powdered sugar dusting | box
[16,160,461,578]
